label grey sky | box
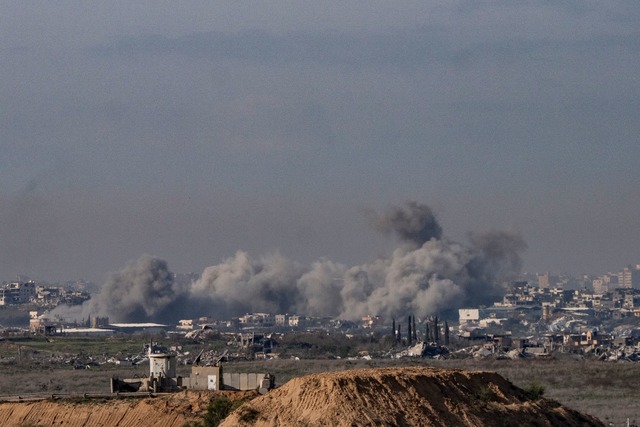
[1,1,639,283]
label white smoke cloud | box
[191,251,305,318]
[296,259,347,317]
[55,201,526,323]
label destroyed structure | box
[0,280,90,307]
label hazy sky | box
[1,1,639,283]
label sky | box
[1,1,639,284]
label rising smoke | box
[53,255,190,323]
[86,255,185,322]
[371,201,442,248]
[53,201,525,323]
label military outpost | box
[111,343,274,394]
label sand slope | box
[220,367,603,427]
[0,390,222,427]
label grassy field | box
[0,335,143,357]
[1,336,638,425]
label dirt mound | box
[220,367,603,427]
[0,390,255,427]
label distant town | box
[4,264,640,362]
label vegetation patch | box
[238,406,260,423]
[523,383,545,400]
[184,395,254,427]
[476,386,494,403]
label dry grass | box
[1,336,638,425]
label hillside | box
[220,366,603,427]
[0,390,248,427]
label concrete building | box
[0,282,36,305]
[59,327,115,336]
[537,273,556,289]
[189,365,223,390]
[619,265,640,289]
[109,323,169,334]
[288,315,303,327]
[275,314,288,327]
[592,274,618,294]
[186,367,271,392]
[458,309,480,323]
[177,319,194,330]
[238,313,275,328]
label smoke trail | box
[69,201,525,323]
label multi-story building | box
[592,273,619,294]
[537,272,556,289]
[288,315,303,327]
[274,314,288,327]
[619,265,640,289]
[238,313,275,328]
[0,281,36,305]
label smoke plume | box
[52,254,187,323]
[372,201,442,248]
[57,201,526,323]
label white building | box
[458,309,480,323]
[177,319,194,330]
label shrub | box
[183,396,233,427]
[183,395,251,427]
[238,406,260,423]
[524,383,545,400]
[203,397,234,427]
[476,386,493,403]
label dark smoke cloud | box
[90,255,185,322]
[372,201,442,248]
[56,201,525,323]
[53,254,187,323]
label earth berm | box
[220,366,603,427]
